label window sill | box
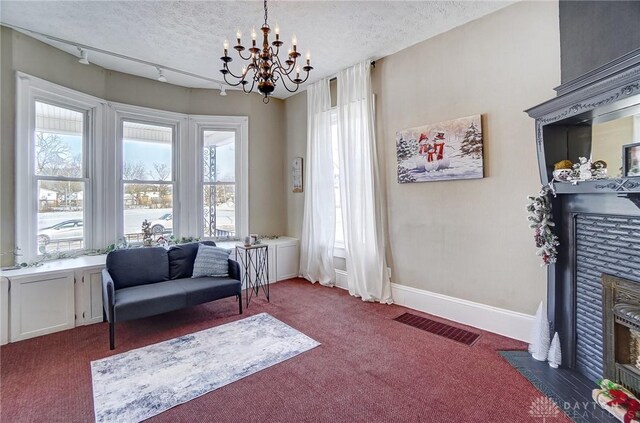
[334,244,346,259]
[0,254,107,278]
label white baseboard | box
[391,283,534,343]
[332,270,532,342]
[335,269,349,290]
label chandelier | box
[220,0,313,103]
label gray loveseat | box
[102,242,242,349]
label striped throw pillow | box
[191,244,232,278]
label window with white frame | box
[16,74,103,261]
[119,119,176,243]
[192,116,248,241]
[34,101,88,252]
[16,73,249,262]
[202,129,237,238]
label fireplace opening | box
[602,274,640,395]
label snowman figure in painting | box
[422,131,450,172]
[417,133,437,172]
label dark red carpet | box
[1,279,568,422]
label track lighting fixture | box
[78,48,89,65]
[157,67,167,83]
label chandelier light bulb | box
[242,66,247,74]
[251,28,257,41]
[275,24,280,36]
[296,65,300,76]
[306,51,311,60]
[236,30,242,39]
[292,33,297,46]
[223,39,229,50]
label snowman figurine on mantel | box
[578,157,594,181]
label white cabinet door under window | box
[9,272,75,342]
[75,267,104,325]
[276,243,300,281]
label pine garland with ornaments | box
[527,184,560,266]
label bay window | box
[16,73,248,262]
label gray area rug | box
[91,313,320,423]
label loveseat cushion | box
[106,247,170,290]
[167,241,216,280]
[192,244,232,278]
[114,280,187,321]
[174,277,241,306]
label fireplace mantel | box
[524,48,640,381]
[525,47,640,194]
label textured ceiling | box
[0,1,514,98]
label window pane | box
[35,102,83,178]
[203,184,235,237]
[37,180,84,252]
[331,113,344,245]
[123,121,172,181]
[203,130,235,183]
[123,183,173,242]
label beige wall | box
[375,1,560,313]
[284,1,561,314]
[0,28,285,265]
[284,91,307,239]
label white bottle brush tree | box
[529,301,551,361]
[547,332,562,368]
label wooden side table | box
[235,244,269,307]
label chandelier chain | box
[264,0,268,27]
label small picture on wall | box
[396,114,484,183]
[623,142,640,177]
[292,157,303,192]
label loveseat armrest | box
[102,268,116,322]
[228,258,241,281]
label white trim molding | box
[335,268,348,290]
[390,283,534,343]
[333,269,533,342]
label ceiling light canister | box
[157,67,167,83]
[78,48,90,65]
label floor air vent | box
[394,312,480,346]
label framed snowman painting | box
[395,114,484,183]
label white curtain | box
[336,62,392,303]
[299,78,336,285]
